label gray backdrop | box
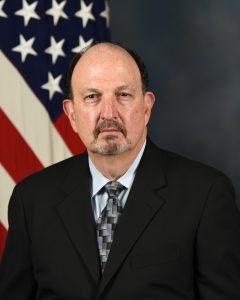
[110,0,240,206]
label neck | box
[88,138,146,181]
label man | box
[0,42,240,300]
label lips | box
[100,128,119,133]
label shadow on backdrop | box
[110,0,240,207]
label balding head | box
[65,42,149,99]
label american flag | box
[0,0,110,259]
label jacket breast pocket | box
[130,245,181,269]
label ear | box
[143,91,155,126]
[63,99,78,133]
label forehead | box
[71,44,142,88]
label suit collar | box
[56,152,101,286]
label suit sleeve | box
[0,184,37,299]
[196,175,240,300]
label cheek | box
[75,111,97,134]
[125,108,145,130]
[134,106,146,121]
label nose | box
[100,97,118,120]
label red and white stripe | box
[0,51,85,259]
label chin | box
[91,140,131,155]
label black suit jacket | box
[1,140,240,300]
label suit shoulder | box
[149,141,230,183]
[18,152,87,189]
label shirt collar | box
[88,140,146,197]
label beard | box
[91,119,131,155]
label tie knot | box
[105,181,125,198]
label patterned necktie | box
[96,181,125,273]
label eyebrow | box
[115,85,136,93]
[81,88,101,95]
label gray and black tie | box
[96,181,125,273]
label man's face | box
[63,44,155,156]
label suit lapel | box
[98,140,168,295]
[56,153,101,286]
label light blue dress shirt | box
[88,141,146,223]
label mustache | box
[93,119,127,138]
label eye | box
[118,92,133,101]
[120,92,129,97]
[86,94,96,99]
[117,91,134,104]
[84,94,99,102]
